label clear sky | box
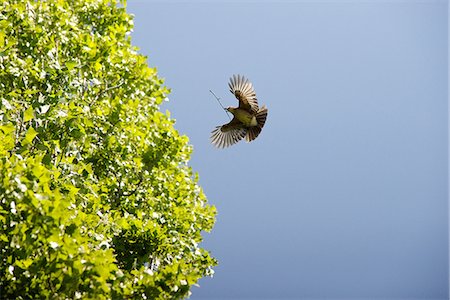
[127,1,448,299]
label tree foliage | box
[0,0,216,298]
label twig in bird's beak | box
[209,90,231,120]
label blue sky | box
[127,1,448,299]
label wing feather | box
[210,117,247,148]
[229,74,259,113]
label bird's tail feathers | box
[246,106,268,142]
[246,126,261,142]
[256,105,268,128]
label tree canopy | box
[0,0,216,298]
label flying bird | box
[210,75,268,148]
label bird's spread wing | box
[210,117,247,148]
[229,74,259,113]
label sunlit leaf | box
[65,61,77,70]
[24,106,34,122]
[23,127,37,145]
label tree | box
[0,0,216,298]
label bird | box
[210,75,268,148]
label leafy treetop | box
[0,0,216,299]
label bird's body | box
[210,75,268,148]
[227,107,258,127]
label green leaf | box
[23,127,37,145]
[24,106,34,122]
[42,153,52,165]
[65,61,77,70]
[94,60,102,71]
[0,124,15,135]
